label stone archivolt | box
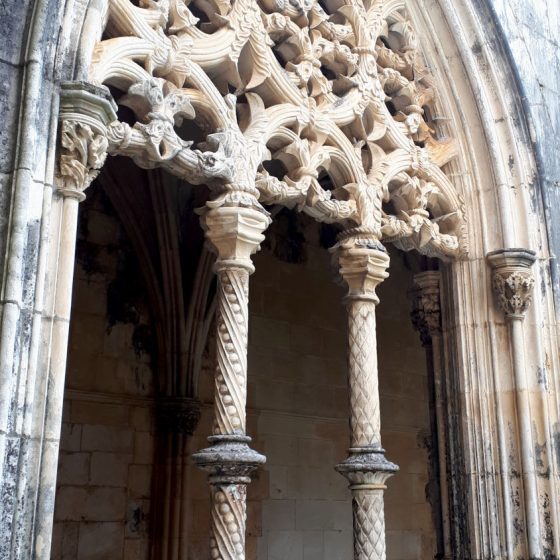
[89,0,467,258]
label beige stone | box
[77,522,124,559]
[81,425,133,453]
[89,452,130,487]
[57,453,90,486]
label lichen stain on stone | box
[534,440,550,478]
[132,323,155,360]
[471,40,482,56]
[552,423,560,468]
[536,365,548,388]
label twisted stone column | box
[334,236,398,560]
[410,272,452,560]
[487,249,541,559]
[193,204,270,560]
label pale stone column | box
[33,82,116,559]
[334,236,398,560]
[193,204,270,560]
[410,271,452,560]
[487,248,540,559]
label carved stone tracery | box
[89,0,466,258]
[85,2,469,559]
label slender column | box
[33,82,116,558]
[487,248,540,559]
[152,397,200,559]
[410,271,452,560]
[193,203,270,560]
[334,235,398,560]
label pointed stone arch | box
[2,0,555,559]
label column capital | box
[155,397,201,436]
[334,236,390,304]
[202,205,271,273]
[57,81,117,200]
[410,271,441,345]
[487,248,536,320]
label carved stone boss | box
[487,248,540,559]
[81,0,471,558]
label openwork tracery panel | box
[90,0,467,257]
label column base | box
[192,435,266,480]
[336,447,399,485]
[193,436,265,560]
[337,448,398,560]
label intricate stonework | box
[58,121,108,198]
[213,266,250,435]
[410,271,441,345]
[83,2,472,558]
[57,82,117,199]
[90,0,467,258]
[334,234,398,560]
[193,437,265,560]
[487,249,536,320]
[210,483,247,559]
[192,205,269,560]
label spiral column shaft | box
[193,204,270,560]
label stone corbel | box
[487,248,536,321]
[57,82,117,200]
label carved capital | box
[57,82,117,200]
[334,235,389,304]
[202,205,271,272]
[410,271,441,345]
[487,249,536,320]
[156,397,201,435]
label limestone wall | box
[189,215,437,560]
[485,0,560,307]
[52,187,156,559]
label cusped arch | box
[63,0,469,262]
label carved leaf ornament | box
[91,0,467,258]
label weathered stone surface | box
[0,0,559,559]
[0,62,22,174]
